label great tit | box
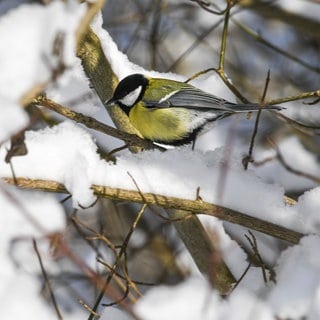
[106,74,282,146]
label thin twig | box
[185,68,217,83]
[231,261,252,292]
[269,138,320,184]
[102,203,146,307]
[215,12,252,106]
[97,257,154,287]
[106,144,130,158]
[166,19,224,71]
[33,238,63,320]
[191,0,228,15]
[70,211,106,259]
[71,214,117,252]
[88,202,146,318]
[218,1,232,70]
[243,70,271,170]
[79,300,100,318]
[234,20,320,74]
[266,90,320,106]
[272,111,320,134]
[245,231,269,283]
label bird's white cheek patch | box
[119,86,142,106]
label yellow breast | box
[129,102,190,143]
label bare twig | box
[185,68,217,83]
[243,70,271,170]
[2,177,304,244]
[97,257,154,287]
[266,90,320,106]
[273,111,320,134]
[244,231,268,283]
[213,3,251,104]
[242,1,320,38]
[102,203,146,307]
[33,238,63,320]
[70,212,106,259]
[166,19,224,71]
[88,203,146,318]
[191,0,228,15]
[218,2,231,70]
[234,20,320,74]
[269,138,320,184]
[79,300,100,318]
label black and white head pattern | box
[111,74,148,108]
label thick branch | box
[76,27,143,151]
[3,177,304,245]
[167,208,234,293]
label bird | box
[106,73,282,146]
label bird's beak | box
[105,97,115,106]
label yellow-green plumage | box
[144,78,187,100]
[128,77,212,143]
[129,102,191,143]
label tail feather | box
[226,102,283,112]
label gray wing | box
[144,86,233,111]
[144,86,281,112]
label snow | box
[46,58,101,117]
[0,185,66,320]
[0,121,99,208]
[0,97,28,142]
[0,1,320,319]
[135,276,274,320]
[294,188,320,233]
[0,121,305,232]
[100,307,133,320]
[92,13,186,82]
[267,235,320,319]
[0,2,88,319]
[0,1,86,141]
[135,236,320,320]
[0,2,85,102]
[135,277,220,320]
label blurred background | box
[1,0,320,317]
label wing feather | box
[143,85,282,112]
[144,86,231,111]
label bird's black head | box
[106,74,149,114]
